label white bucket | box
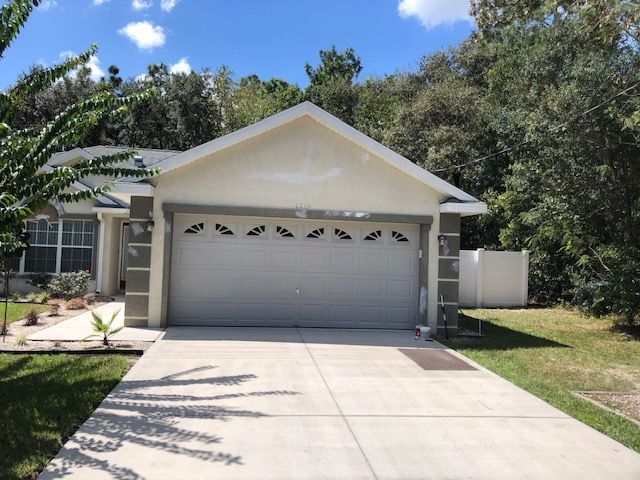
[414,325,431,340]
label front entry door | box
[119,222,129,290]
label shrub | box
[48,271,91,300]
[25,292,40,303]
[37,292,50,304]
[574,249,640,326]
[15,334,28,346]
[27,273,52,291]
[48,303,60,316]
[65,298,85,310]
[23,309,39,326]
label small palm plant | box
[83,309,123,347]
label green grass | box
[0,354,133,479]
[0,303,49,324]
[444,308,640,452]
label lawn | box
[445,308,640,453]
[0,354,133,479]
[0,302,49,324]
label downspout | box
[96,212,106,293]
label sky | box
[2,0,474,89]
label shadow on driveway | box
[42,365,299,480]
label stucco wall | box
[147,116,444,329]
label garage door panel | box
[271,250,299,270]
[329,276,356,296]
[170,215,419,329]
[388,252,416,275]
[330,252,356,272]
[358,252,386,274]
[358,278,384,296]
[387,279,414,298]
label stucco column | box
[437,213,461,336]
[124,196,154,327]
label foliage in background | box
[7,1,640,320]
[27,273,51,291]
[0,0,155,265]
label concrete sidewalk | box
[40,327,640,479]
[28,300,162,342]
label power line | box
[431,81,640,173]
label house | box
[13,102,486,335]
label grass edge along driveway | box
[444,308,640,453]
[0,354,133,480]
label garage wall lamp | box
[437,234,447,247]
[146,217,155,232]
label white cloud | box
[170,57,191,74]
[59,51,105,81]
[39,0,58,11]
[160,0,180,12]
[398,0,472,29]
[132,0,152,10]
[93,0,109,5]
[118,21,166,50]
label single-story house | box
[12,102,486,335]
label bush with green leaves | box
[48,271,91,300]
[574,249,640,326]
[27,273,52,291]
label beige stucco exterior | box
[147,116,444,330]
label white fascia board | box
[92,207,130,215]
[440,202,487,216]
[47,147,93,167]
[153,101,479,203]
[109,182,155,197]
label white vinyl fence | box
[459,249,529,307]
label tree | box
[304,46,362,123]
[0,0,155,264]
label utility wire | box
[431,81,640,173]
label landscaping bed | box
[577,391,640,425]
[444,308,640,453]
[0,353,134,480]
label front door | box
[119,222,129,290]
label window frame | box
[19,219,95,275]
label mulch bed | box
[575,391,640,426]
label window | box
[275,226,294,238]
[334,228,352,240]
[215,223,234,236]
[306,228,325,239]
[185,223,205,234]
[364,230,382,241]
[247,225,266,236]
[21,219,94,274]
[23,220,58,273]
[391,231,409,243]
[61,220,94,272]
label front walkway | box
[28,300,162,342]
[41,327,640,479]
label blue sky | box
[2,0,473,89]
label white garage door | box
[169,214,419,328]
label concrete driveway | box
[41,328,640,479]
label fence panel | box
[459,249,529,307]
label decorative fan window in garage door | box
[391,231,409,243]
[334,228,352,240]
[305,227,325,240]
[214,223,234,236]
[246,225,267,237]
[364,230,382,241]
[184,223,205,234]
[275,226,295,238]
